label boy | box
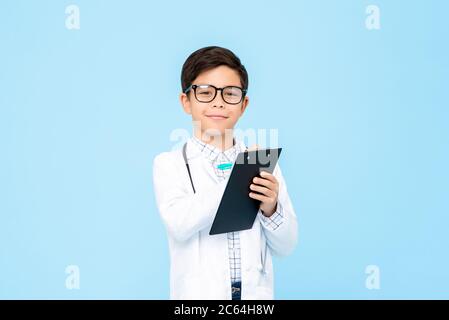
[153,46,298,300]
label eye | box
[225,88,241,96]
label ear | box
[180,92,192,115]
[239,96,249,115]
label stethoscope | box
[182,142,268,275]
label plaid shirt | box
[191,136,284,285]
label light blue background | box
[1,0,448,299]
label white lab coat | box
[152,138,298,299]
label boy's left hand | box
[249,171,279,217]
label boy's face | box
[180,65,249,139]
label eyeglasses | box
[184,84,247,105]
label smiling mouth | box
[206,115,229,120]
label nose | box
[212,89,225,108]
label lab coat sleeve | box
[258,164,298,256]
[152,152,227,242]
[259,205,284,231]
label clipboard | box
[209,147,282,235]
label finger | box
[252,176,276,190]
[247,144,259,152]
[250,183,275,198]
[259,171,278,183]
[249,191,272,203]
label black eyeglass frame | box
[184,84,247,105]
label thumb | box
[247,144,259,152]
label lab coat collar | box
[185,137,247,184]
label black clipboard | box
[209,147,282,235]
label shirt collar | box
[191,135,244,163]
